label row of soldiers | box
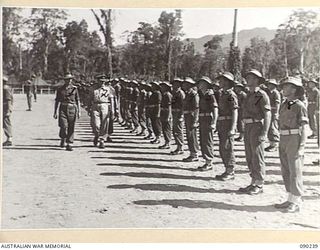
[47,69,319,214]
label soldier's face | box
[219,78,231,90]
[308,82,316,89]
[246,74,260,89]
[282,83,296,97]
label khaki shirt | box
[279,99,308,130]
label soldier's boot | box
[66,144,73,151]
[93,136,99,146]
[60,139,66,148]
[99,140,105,149]
[150,136,160,144]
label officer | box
[3,75,13,146]
[170,77,185,155]
[24,80,33,111]
[234,81,247,142]
[53,73,81,151]
[182,77,200,162]
[106,77,119,142]
[149,81,162,144]
[159,81,173,149]
[239,69,271,194]
[88,74,113,148]
[137,81,148,136]
[197,76,218,171]
[130,80,140,134]
[215,72,238,179]
[274,76,308,213]
[265,79,281,152]
[307,79,320,139]
[144,83,155,140]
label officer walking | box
[53,73,81,151]
[274,76,308,213]
[265,79,281,152]
[159,81,173,149]
[24,80,34,111]
[88,74,112,148]
[182,77,200,162]
[215,72,238,180]
[239,69,271,194]
[3,75,13,146]
[170,78,185,155]
[197,76,218,171]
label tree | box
[91,9,113,77]
[26,8,68,77]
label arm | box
[192,92,199,128]
[260,110,271,141]
[76,89,81,118]
[229,109,238,136]
[53,90,60,119]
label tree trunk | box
[299,48,305,74]
[283,39,289,77]
[43,42,49,76]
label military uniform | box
[265,79,281,151]
[149,82,162,143]
[234,83,247,142]
[216,88,238,178]
[307,85,320,138]
[242,87,271,191]
[130,81,140,133]
[107,84,118,141]
[198,84,218,169]
[90,80,112,148]
[144,85,155,139]
[183,78,200,161]
[125,84,134,129]
[171,79,185,154]
[159,82,173,149]
[24,81,34,111]
[54,75,80,151]
[3,77,13,146]
[137,83,148,136]
[119,80,127,125]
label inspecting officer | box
[274,76,308,213]
[239,69,271,195]
[53,73,81,151]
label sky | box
[19,7,320,45]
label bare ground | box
[1,94,320,229]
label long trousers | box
[138,108,147,131]
[150,115,162,137]
[58,104,77,143]
[268,118,280,143]
[279,134,304,196]
[3,114,12,138]
[308,105,317,135]
[244,122,266,186]
[172,112,184,148]
[184,113,199,157]
[26,94,32,109]
[217,120,236,172]
[199,116,215,163]
[131,106,139,128]
[91,103,110,141]
[161,117,172,143]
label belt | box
[308,102,316,104]
[280,129,300,135]
[161,108,170,111]
[172,109,182,112]
[61,102,76,105]
[199,112,212,117]
[218,116,232,121]
[243,118,262,124]
[183,111,194,114]
[149,104,159,108]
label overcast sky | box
[19,7,320,45]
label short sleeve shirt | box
[161,91,172,109]
[56,84,79,104]
[268,89,281,108]
[172,89,185,110]
[183,89,199,112]
[218,89,238,116]
[242,88,271,120]
[279,99,309,130]
[199,89,218,113]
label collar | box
[223,88,232,95]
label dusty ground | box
[1,94,320,229]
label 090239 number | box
[300,244,318,248]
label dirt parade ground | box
[1,94,320,230]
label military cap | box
[308,78,319,85]
[160,81,172,88]
[3,75,8,82]
[265,79,279,86]
[97,74,109,82]
[183,77,196,85]
[245,69,264,79]
[31,74,36,78]
[63,73,74,79]
[198,76,212,85]
[217,72,235,83]
[173,77,183,83]
[150,80,160,86]
[234,81,244,88]
[280,76,304,88]
[131,80,139,86]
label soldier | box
[159,81,173,149]
[130,80,140,133]
[197,76,218,171]
[264,79,281,152]
[31,74,38,102]
[119,78,127,126]
[3,75,13,146]
[307,79,320,139]
[88,74,113,148]
[125,80,134,130]
[182,77,200,162]
[106,78,119,142]
[170,77,185,155]
[144,83,155,139]
[24,80,34,111]
[149,81,162,144]
[274,77,308,213]
[215,72,238,179]
[234,81,247,142]
[137,81,148,136]
[239,69,271,194]
[53,73,81,151]
[113,78,122,123]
